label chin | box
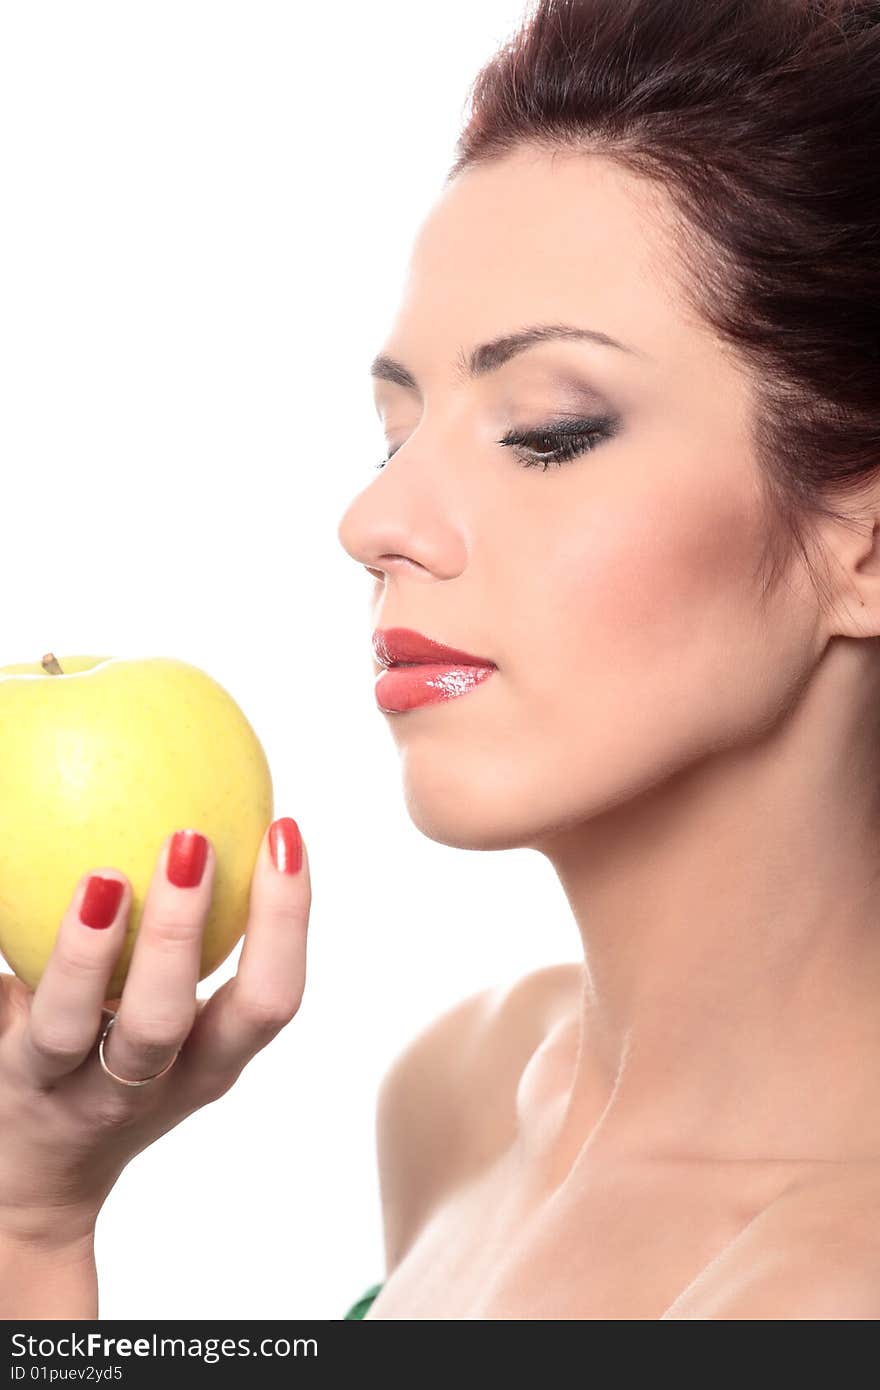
[395,749,590,852]
[394,725,705,856]
[401,789,532,851]
[394,745,524,849]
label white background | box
[0,1,579,1319]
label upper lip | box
[372,627,497,669]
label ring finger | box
[21,870,132,1087]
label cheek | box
[518,457,775,727]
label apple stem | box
[41,653,64,675]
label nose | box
[335,470,468,584]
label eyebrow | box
[370,322,647,391]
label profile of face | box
[336,145,822,854]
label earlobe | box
[851,518,880,577]
[827,516,880,639]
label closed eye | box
[374,414,620,472]
[498,416,620,471]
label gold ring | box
[98,1011,181,1088]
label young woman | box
[4,0,880,1320]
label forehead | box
[387,147,719,383]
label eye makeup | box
[498,414,621,471]
[374,413,621,474]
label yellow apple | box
[0,653,274,999]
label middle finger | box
[102,829,214,1084]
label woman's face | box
[337,146,821,852]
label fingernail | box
[167,830,208,888]
[268,817,302,874]
[80,875,124,930]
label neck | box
[529,637,880,1184]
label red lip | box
[372,627,496,670]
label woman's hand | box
[0,818,310,1249]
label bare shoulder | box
[670,1164,880,1320]
[375,961,581,1274]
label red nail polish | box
[80,875,124,929]
[167,830,208,887]
[269,818,302,874]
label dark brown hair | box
[447,0,880,613]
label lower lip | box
[374,662,497,713]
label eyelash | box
[375,416,619,473]
[499,416,619,471]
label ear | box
[819,509,880,640]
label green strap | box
[343,1281,384,1319]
